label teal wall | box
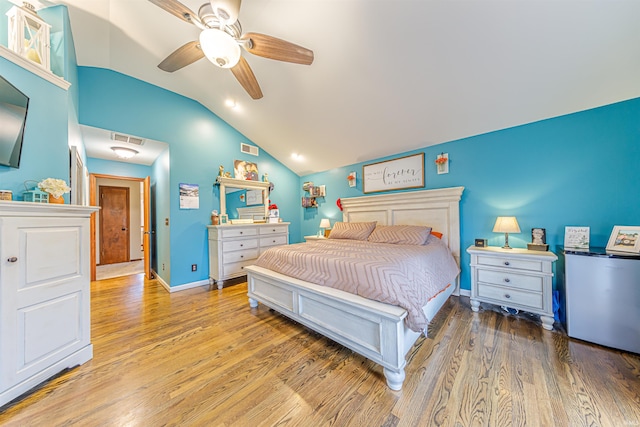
[78,67,300,287]
[300,97,640,291]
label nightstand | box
[467,246,558,330]
[304,235,327,242]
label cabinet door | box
[0,217,90,390]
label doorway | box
[90,174,152,281]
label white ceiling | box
[48,0,640,175]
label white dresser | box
[467,246,558,330]
[208,223,289,289]
[0,201,98,407]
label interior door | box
[99,186,130,265]
[142,176,152,279]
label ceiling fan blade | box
[148,0,199,25]
[158,41,204,72]
[241,33,314,65]
[231,57,263,99]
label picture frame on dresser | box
[606,225,640,253]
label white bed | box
[244,186,464,390]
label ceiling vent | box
[240,142,259,156]
[111,132,145,146]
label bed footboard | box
[245,265,412,390]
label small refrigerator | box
[564,248,640,354]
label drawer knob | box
[504,294,511,299]
[240,231,243,235]
[7,256,17,263]
[504,261,510,266]
[273,240,276,243]
[240,255,244,259]
[504,278,510,283]
[272,229,276,232]
[241,266,244,269]
[240,244,244,247]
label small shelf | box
[302,182,325,208]
[0,45,70,90]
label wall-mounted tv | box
[0,75,29,168]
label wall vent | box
[240,143,259,156]
[111,132,145,146]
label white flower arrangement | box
[38,178,71,199]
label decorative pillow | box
[430,231,443,239]
[368,225,433,245]
[328,221,377,241]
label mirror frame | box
[216,176,270,221]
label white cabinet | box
[0,202,98,407]
[467,246,557,330]
[208,223,289,289]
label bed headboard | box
[340,187,465,268]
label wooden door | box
[99,186,130,265]
[142,176,152,279]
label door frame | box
[90,173,151,281]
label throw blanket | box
[255,236,460,332]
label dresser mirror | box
[216,176,270,222]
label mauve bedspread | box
[254,235,460,332]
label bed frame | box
[245,186,464,390]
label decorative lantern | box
[6,2,51,70]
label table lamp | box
[319,218,331,237]
[493,216,520,249]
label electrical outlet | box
[191,264,197,271]
[162,263,165,271]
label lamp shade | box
[199,28,241,68]
[493,216,521,233]
[319,218,331,229]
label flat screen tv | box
[0,75,29,168]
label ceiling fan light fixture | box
[199,28,241,68]
[111,146,138,159]
[210,0,241,26]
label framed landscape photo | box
[606,225,640,253]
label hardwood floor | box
[1,274,639,426]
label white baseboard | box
[458,288,470,297]
[152,271,210,293]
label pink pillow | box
[328,221,377,240]
[368,225,432,245]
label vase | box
[49,195,64,204]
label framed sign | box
[606,225,640,253]
[564,226,589,249]
[363,153,424,194]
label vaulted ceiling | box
[49,0,640,175]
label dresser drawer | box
[223,238,258,252]
[224,248,259,264]
[223,260,255,277]
[477,269,543,292]
[259,225,288,235]
[477,284,543,310]
[221,227,257,239]
[260,235,288,248]
[477,255,542,272]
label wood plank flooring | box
[1,274,639,426]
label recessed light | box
[291,153,303,161]
[225,99,237,108]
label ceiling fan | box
[149,0,314,100]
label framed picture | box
[234,160,259,181]
[363,153,424,193]
[219,214,228,225]
[564,226,589,249]
[606,226,640,253]
[531,228,546,245]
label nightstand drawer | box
[477,270,543,292]
[477,255,542,272]
[477,284,543,310]
[223,239,258,252]
[224,248,259,263]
